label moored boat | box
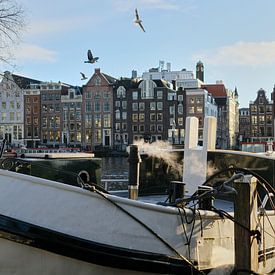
[0,117,273,274]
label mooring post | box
[234,175,258,274]
[0,139,7,158]
[128,145,142,200]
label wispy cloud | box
[15,44,57,63]
[112,0,196,12]
[193,41,275,67]
[25,15,101,37]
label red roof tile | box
[202,84,227,97]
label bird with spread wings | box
[134,8,145,32]
[84,50,99,64]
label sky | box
[2,0,275,108]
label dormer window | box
[95,76,101,85]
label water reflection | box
[101,157,129,177]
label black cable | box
[92,187,205,274]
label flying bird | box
[80,72,87,80]
[134,8,145,32]
[84,50,99,64]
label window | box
[157,113,163,121]
[178,117,183,126]
[132,125,138,132]
[157,90,163,99]
[26,106,31,114]
[132,91,138,100]
[157,102,163,110]
[103,114,111,127]
[122,112,127,120]
[139,113,145,122]
[132,114,138,122]
[169,105,175,115]
[122,123,127,131]
[103,91,110,98]
[2,113,6,121]
[150,125,156,132]
[95,76,101,86]
[94,114,101,127]
[115,110,120,120]
[188,106,195,114]
[250,105,257,112]
[103,101,110,112]
[55,116,60,127]
[196,106,203,113]
[26,116,31,125]
[10,112,14,121]
[115,123,120,131]
[94,91,101,98]
[139,125,145,132]
[259,106,264,113]
[85,114,92,128]
[132,103,138,111]
[95,129,102,143]
[42,117,47,128]
[157,125,163,132]
[122,101,127,109]
[178,104,183,115]
[196,97,202,104]
[139,102,145,111]
[27,126,31,137]
[259,116,265,123]
[34,117,38,125]
[251,116,257,124]
[178,95,183,101]
[150,102,156,110]
[150,113,156,121]
[85,91,92,99]
[2,102,6,109]
[85,101,91,112]
[117,86,126,98]
[94,100,101,112]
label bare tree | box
[0,0,25,63]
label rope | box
[91,186,205,274]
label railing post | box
[234,175,258,274]
[128,145,141,200]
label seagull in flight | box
[84,50,99,64]
[134,8,145,32]
[80,72,87,80]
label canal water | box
[101,157,129,177]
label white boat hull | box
[0,169,273,274]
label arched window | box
[138,80,156,99]
[117,86,126,98]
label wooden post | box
[128,145,141,200]
[234,175,258,274]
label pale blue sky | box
[3,0,275,107]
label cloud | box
[193,41,275,67]
[15,44,57,63]
[25,15,101,37]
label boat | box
[0,117,273,274]
[15,147,95,159]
